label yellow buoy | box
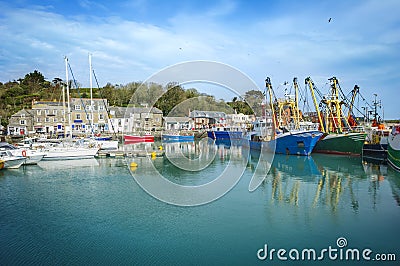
[158,146,163,151]
[130,162,138,168]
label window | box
[20,120,26,125]
[86,105,91,111]
[75,105,81,110]
[99,105,104,111]
[86,114,92,120]
[45,117,50,122]
[37,118,41,122]
[37,110,41,115]
[54,118,57,122]
[45,109,49,114]
[99,114,104,120]
[21,113,25,118]
[53,110,57,115]
[76,114,81,120]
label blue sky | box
[0,0,399,119]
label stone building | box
[189,110,226,129]
[163,117,192,130]
[31,100,65,135]
[7,109,35,135]
[108,107,163,133]
[69,98,109,134]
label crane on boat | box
[347,85,359,128]
[305,77,325,133]
[305,76,355,134]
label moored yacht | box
[0,150,25,169]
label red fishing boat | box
[124,133,154,143]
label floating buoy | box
[158,146,163,151]
[130,162,138,168]
[22,150,27,157]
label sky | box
[0,0,399,119]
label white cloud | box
[0,0,399,118]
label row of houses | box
[6,98,255,136]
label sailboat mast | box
[65,56,72,138]
[62,82,66,135]
[89,53,94,136]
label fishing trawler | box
[244,77,323,156]
[305,77,366,155]
[362,94,390,162]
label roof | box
[163,117,191,123]
[189,110,226,119]
[10,109,34,117]
[109,106,163,118]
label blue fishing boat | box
[243,77,323,156]
[207,126,243,140]
[162,132,194,143]
[244,126,323,156]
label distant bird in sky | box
[328,18,332,23]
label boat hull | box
[95,140,119,150]
[162,134,194,143]
[3,157,25,169]
[124,135,154,143]
[247,130,323,156]
[207,131,243,140]
[43,147,99,161]
[362,143,387,162]
[313,132,366,156]
[23,154,45,165]
[387,129,400,171]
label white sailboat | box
[42,56,99,160]
[86,53,119,150]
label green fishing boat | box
[388,125,400,171]
[306,77,366,156]
[313,132,366,155]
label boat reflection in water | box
[38,158,100,170]
[126,138,400,210]
[246,150,400,213]
[128,139,250,205]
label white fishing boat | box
[0,150,25,169]
[0,142,45,165]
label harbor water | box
[1,141,399,265]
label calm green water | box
[0,141,399,265]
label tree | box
[155,83,186,115]
[243,89,265,116]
